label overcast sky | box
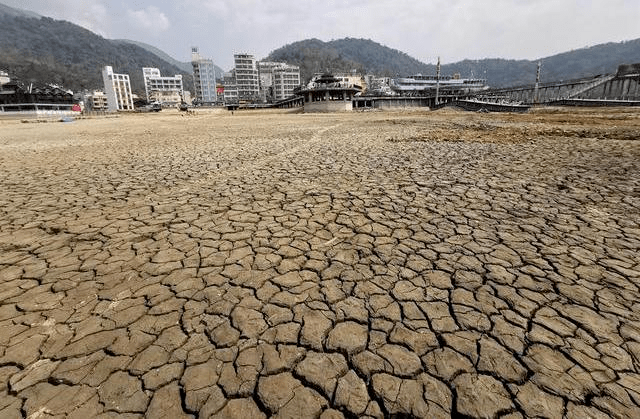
[3,0,639,70]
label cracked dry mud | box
[0,107,639,418]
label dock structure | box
[271,63,640,111]
[481,63,640,105]
[297,73,360,112]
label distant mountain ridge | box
[2,1,640,93]
[267,37,640,87]
[0,2,40,19]
[0,3,195,95]
[114,39,224,80]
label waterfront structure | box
[258,61,300,102]
[0,77,74,112]
[334,72,365,90]
[191,47,217,104]
[142,67,184,105]
[483,62,640,104]
[390,73,488,96]
[364,75,394,96]
[102,66,134,111]
[298,73,360,112]
[234,53,259,102]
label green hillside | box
[266,37,640,87]
[2,0,639,93]
[114,39,225,80]
[0,12,192,94]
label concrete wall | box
[304,101,352,113]
[582,77,640,100]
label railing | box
[567,74,616,98]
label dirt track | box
[1,107,639,418]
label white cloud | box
[4,0,640,69]
[72,3,111,36]
[126,6,170,34]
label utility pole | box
[435,56,441,106]
[534,61,541,104]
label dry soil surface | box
[0,107,639,418]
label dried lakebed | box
[0,108,639,418]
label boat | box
[441,99,530,113]
[390,74,488,96]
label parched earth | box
[0,107,639,418]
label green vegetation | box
[2,3,639,93]
[114,39,224,80]
[267,37,640,87]
[0,14,193,94]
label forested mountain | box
[267,38,427,82]
[266,37,640,87]
[114,39,225,80]
[0,2,39,18]
[2,0,639,93]
[0,6,192,94]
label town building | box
[298,73,360,112]
[258,61,300,102]
[0,77,74,112]
[88,91,108,111]
[142,67,184,105]
[102,66,134,111]
[334,72,366,90]
[222,70,239,105]
[0,70,9,86]
[363,75,394,96]
[191,47,217,105]
[234,53,259,102]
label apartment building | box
[89,91,108,111]
[142,67,184,104]
[102,66,134,111]
[191,47,217,104]
[234,53,259,102]
[258,62,301,102]
[222,70,239,104]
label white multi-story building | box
[89,91,108,111]
[0,70,9,86]
[309,72,365,90]
[191,47,217,104]
[234,53,259,102]
[222,70,239,104]
[258,61,301,102]
[142,67,184,104]
[102,66,134,111]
